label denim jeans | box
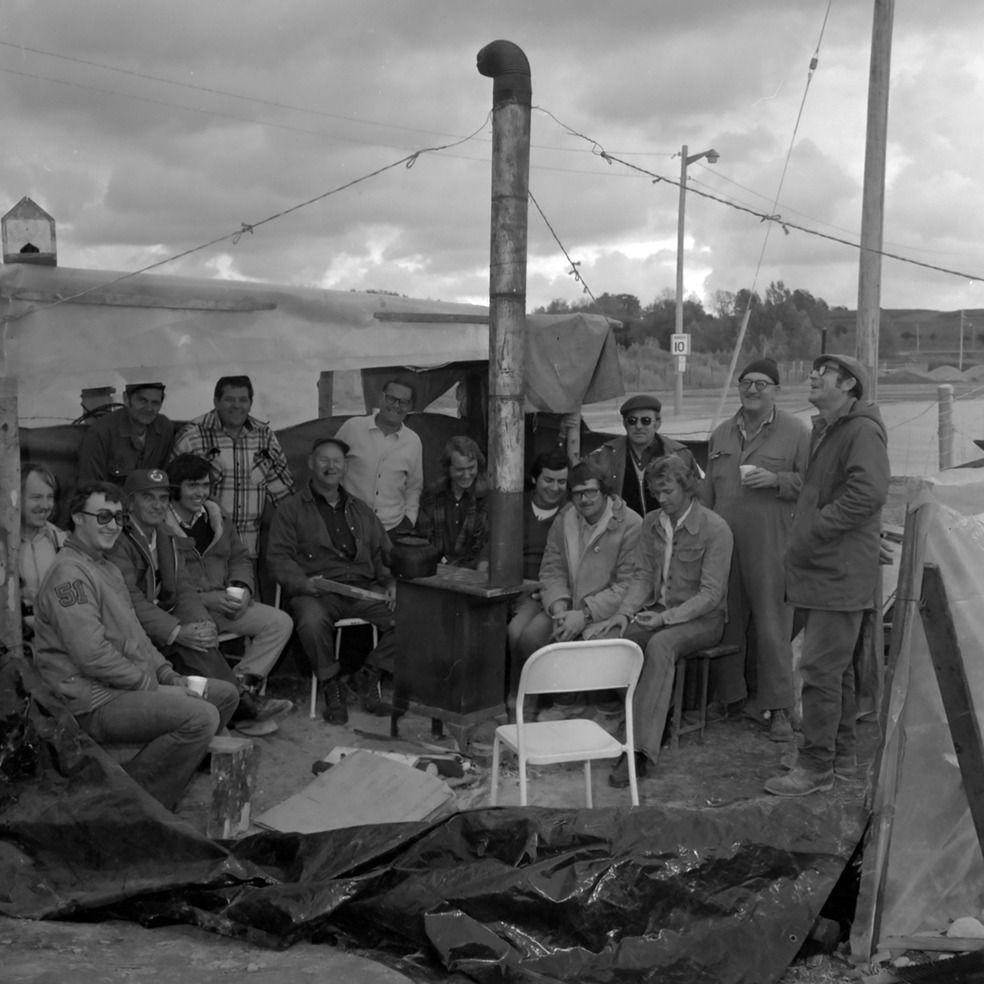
[796,608,863,773]
[77,680,239,811]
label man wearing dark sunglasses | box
[764,354,888,797]
[32,481,239,811]
[702,357,810,742]
[588,394,699,517]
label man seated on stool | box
[107,468,275,731]
[513,459,642,720]
[32,481,238,811]
[267,436,396,725]
[593,455,733,787]
[164,453,294,736]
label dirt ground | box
[1,669,880,984]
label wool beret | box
[619,394,662,416]
[738,358,780,385]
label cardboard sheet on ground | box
[253,750,455,833]
[854,471,984,955]
[2,654,864,984]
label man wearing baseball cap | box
[588,394,700,517]
[764,353,889,797]
[78,382,174,486]
[702,357,810,741]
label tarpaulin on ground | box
[853,471,984,956]
[2,654,863,984]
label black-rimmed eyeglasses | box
[382,393,412,409]
[571,488,602,501]
[81,509,125,526]
[738,379,773,392]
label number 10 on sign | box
[670,333,691,356]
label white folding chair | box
[490,638,645,807]
[308,618,379,718]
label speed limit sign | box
[670,333,691,356]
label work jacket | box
[785,399,889,611]
[163,500,254,596]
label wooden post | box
[207,735,259,840]
[919,564,984,858]
[477,41,530,589]
[856,0,894,402]
[317,371,334,419]
[938,383,954,471]
[0,373,22,657]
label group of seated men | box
[23,353,875,807]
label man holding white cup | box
[702,357,810,741]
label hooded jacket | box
[785,380,889,611]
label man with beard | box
[415,436,490,570]
[267,436,396,725]
[78,382,174,486]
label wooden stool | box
[207,735,259,839]
[669,644,741,752]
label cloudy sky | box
[1,0,982,318]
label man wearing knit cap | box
[764,354,888,797]
[702,357,810,741]
[78,382,175,486]
[588,393,700,516]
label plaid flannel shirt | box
[171,411,294,557]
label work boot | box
[768,709,794,743]
[834,753,858,778]
[321,677,348,725]
[764,766,833,797]
[344,667,388,715]
[608,751,648,788]
[237,675,293,722]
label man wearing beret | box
[588,394,700,517]
[765,354,888,796]
[702,357,810,741]
[78,382,175,486]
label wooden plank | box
[0,374,22,656]
[919,564,984,856]
[6,288,276,312]
[311,578,387,603]
[878,935,984,953]
[373,312,489,324]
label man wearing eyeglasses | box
[335,379,423,534]
[32,481,239,810]
[764,354,888,797]
[588,394,700,517]
[702,357,810,742]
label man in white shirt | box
[335,378,423,533]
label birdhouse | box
[2,197,57,266]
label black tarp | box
[1,654,864,983]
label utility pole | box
[856,0,894,403]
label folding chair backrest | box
[519,639,644,698]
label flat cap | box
[122,468,170,498]
[124,381,166,396]
[812,354,868,399]
[619,394,662,416]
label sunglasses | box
[814,364,841,378]
[624,415,656,426]
[81,509,125,526]
[738,379,773,392]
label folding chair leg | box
[628,755,640,806]
[310,673,318,719]
[490,735,501,806]
[671,660,686,753]
[584,761,593,809]
[518,755,528,806]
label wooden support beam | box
[317,371,333,418]
[0,373,22,657]
[4,289,276,312]
[919,563,984,856]
[372,312,489,324]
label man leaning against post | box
[588,394,700,517]
[32,481,238,811]
[702,357,810,741]
[78,381,174,486]
[334,378,423,535]
[267,436,396,725]
[593,455,733,787]
[170,375,294,560]
[764,354,889,797]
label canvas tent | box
[0,262,623,427]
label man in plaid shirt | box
[170,375,294,558]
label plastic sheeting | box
[2,654,865,983]
[853,471,984,955]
